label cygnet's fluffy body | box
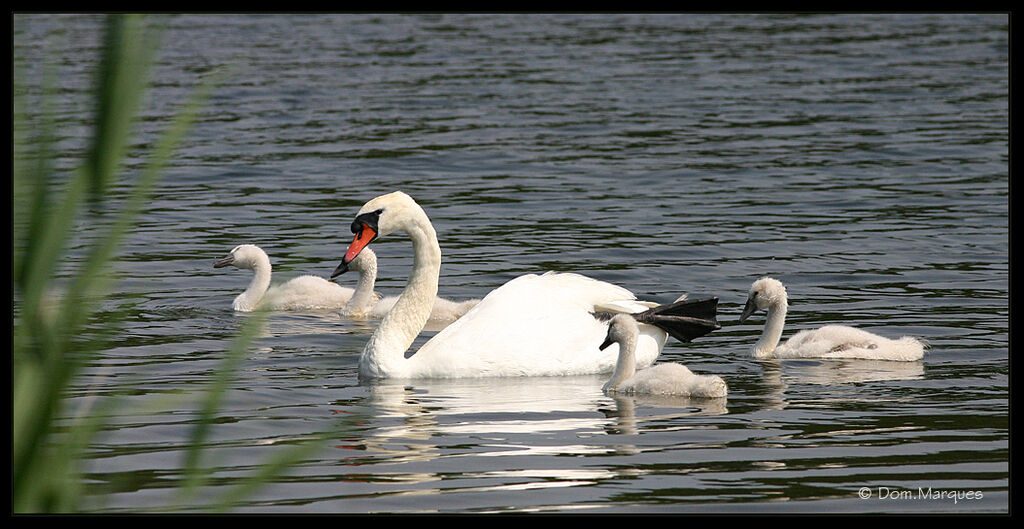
[600,314,727,398]
[339,248,480,325]
[214,244,353,312]
[740,277,926,361]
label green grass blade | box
[13,14,223,512]
[176,308,271,505]
[86,14,160,207]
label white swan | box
[340,247,481,326]
[600,314,728,397]
[214,244,354,311]
[739,277,926,361]
[330,191,720,380]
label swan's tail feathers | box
[634,296,721,343]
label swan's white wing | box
[413,272,666,378]
[595,299,659,313]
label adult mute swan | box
[340,246,481,325]
[330,191,721,380]
[214,244,354,311]
[599,314,728,397]
[739,277,926,361]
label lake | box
[12,13,1008,513]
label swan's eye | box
[350,209,383,234]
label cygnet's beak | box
[213,255,234,268]
[599,336,615,351]
[331,260,350,278]
[739,296,757,323]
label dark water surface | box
[13,14,1008,513]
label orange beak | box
[345,224,377,262]
[332,223,377,278]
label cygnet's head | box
[345,247,377,273]
[740,277,788,322]
[599,314,639,351]
[213,244,266,270]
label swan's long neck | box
[343,259,378,314]
[604,333,638,391]
[359,217,441,378]
[753,297,787,358]
[235,253,272,311]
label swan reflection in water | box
[749,356,927,412]
[336,375,731,464]
[773,358,926,385]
